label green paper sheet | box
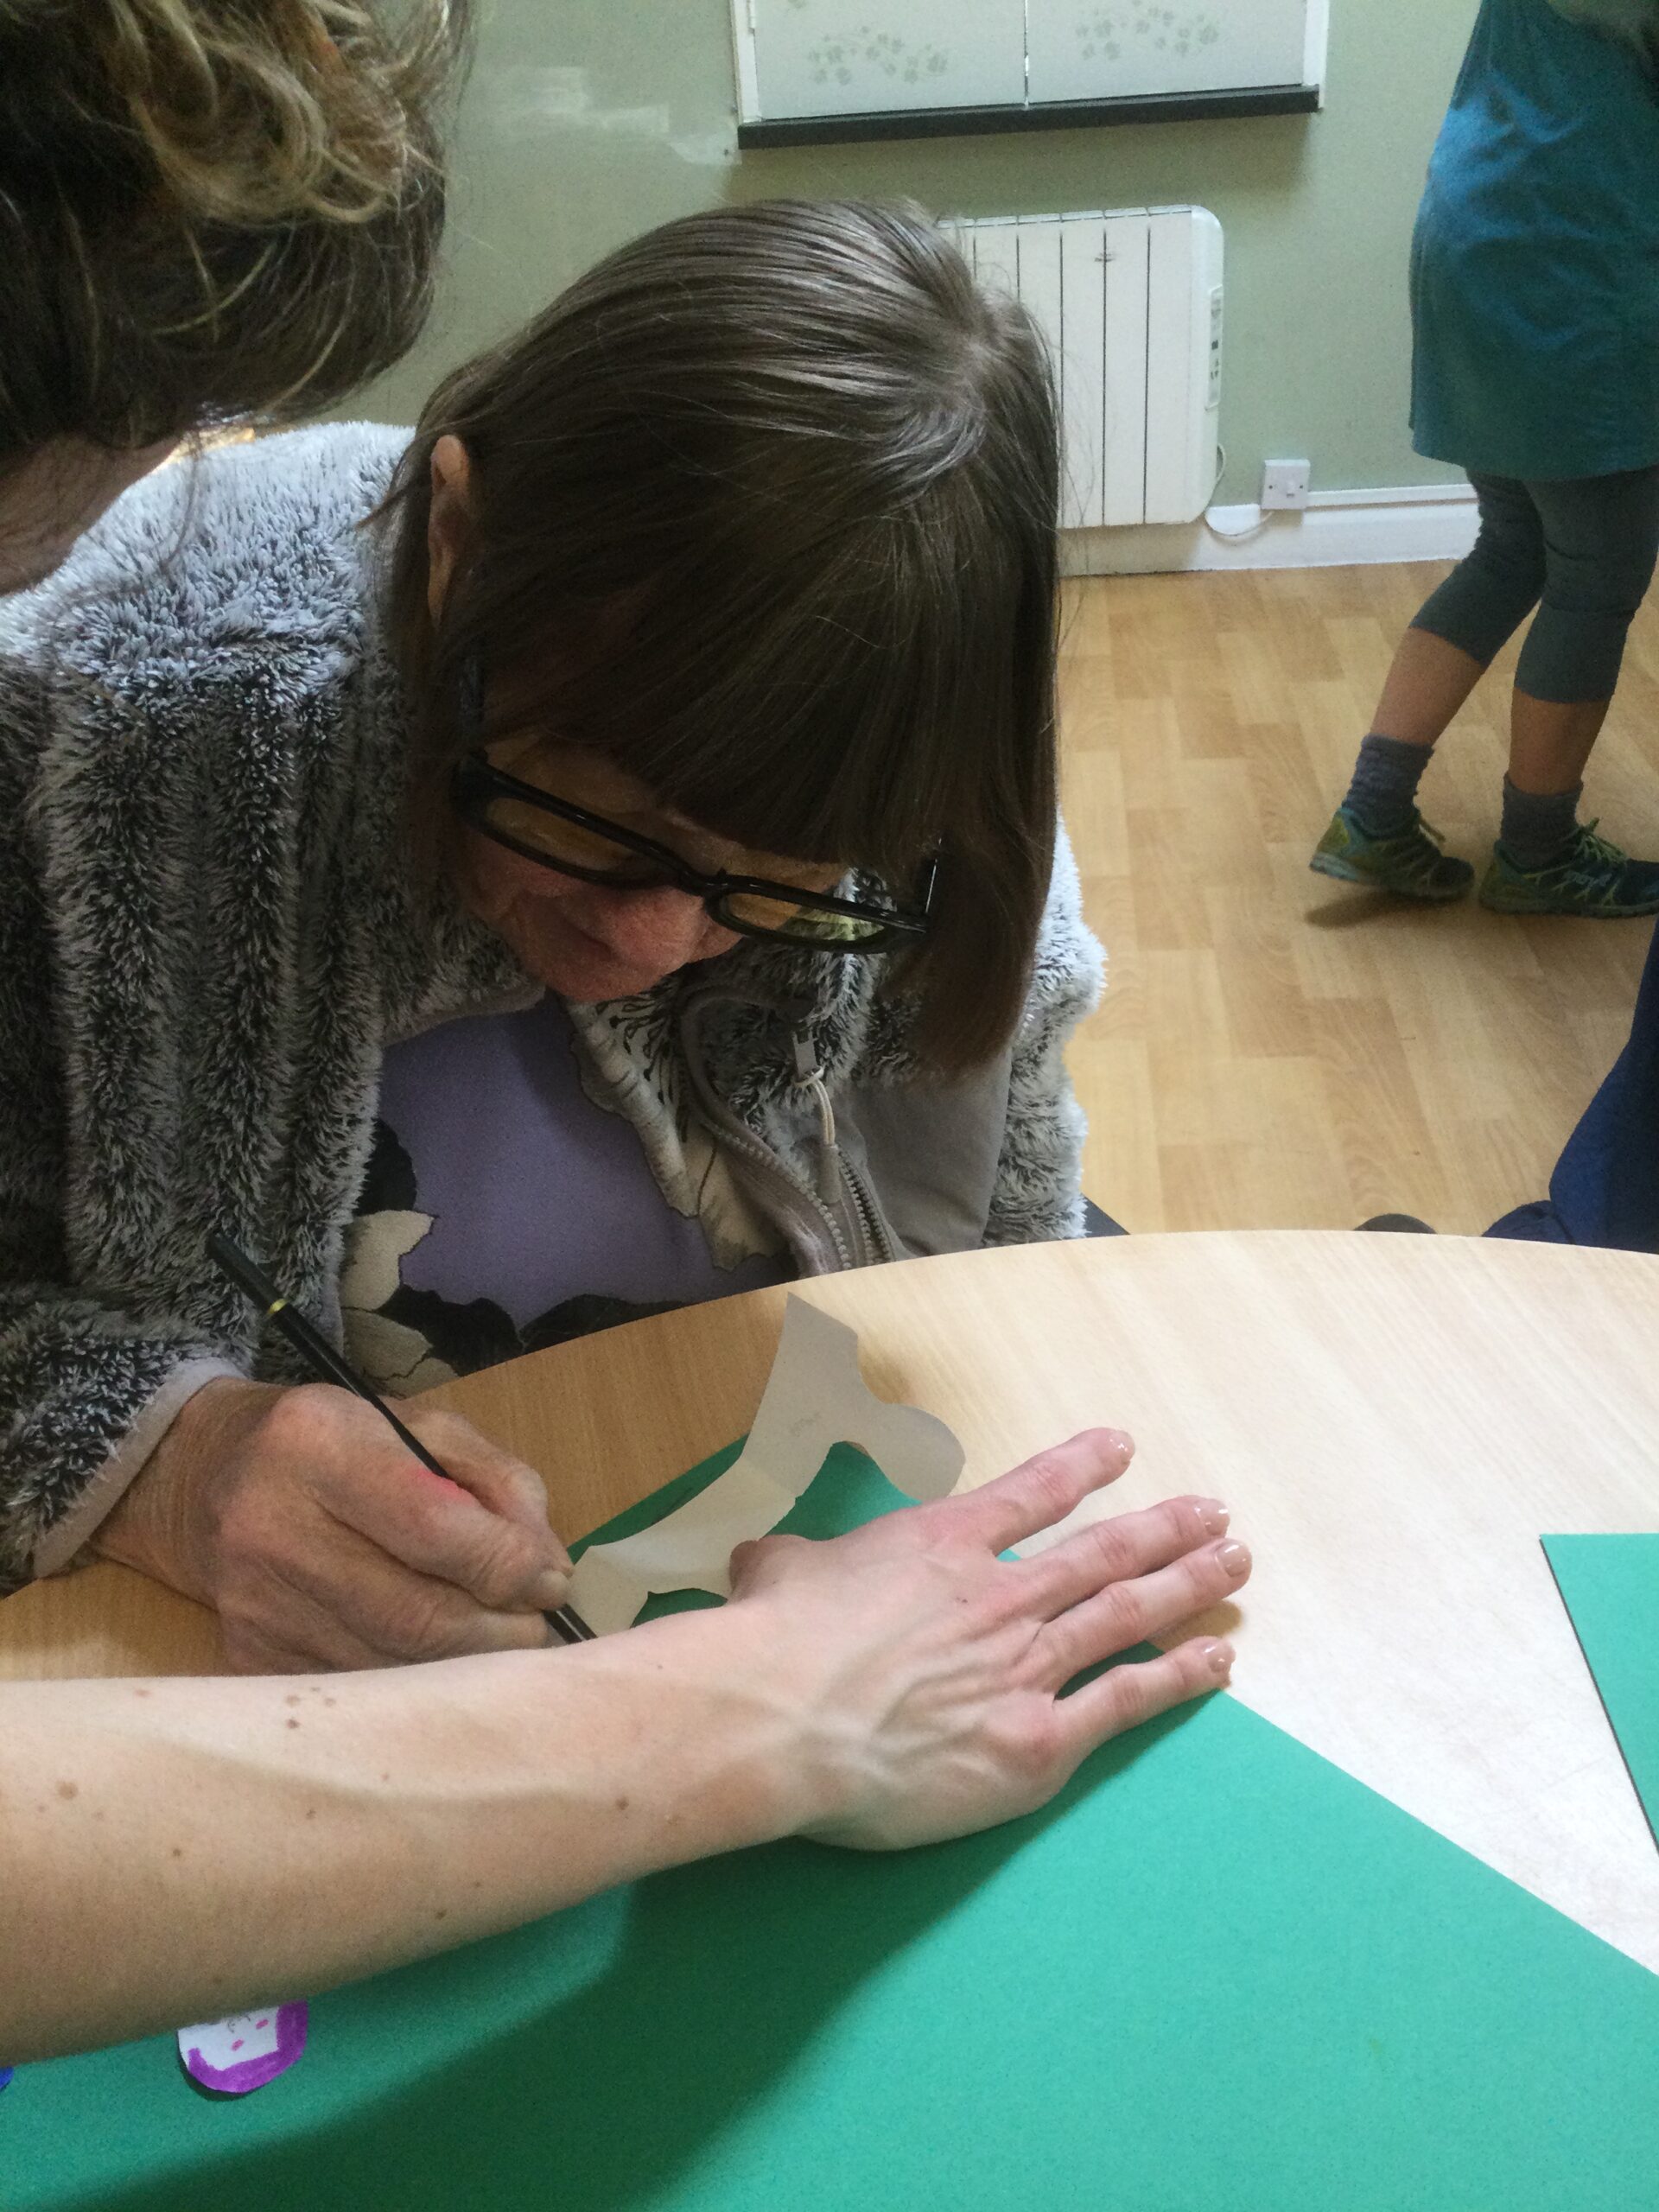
[1542,1533,1659,1849]
[8,1446,1659,2212]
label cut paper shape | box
[0,2066,11,2093]
[1542,1534,1659,1850]
[177,2003,307,2097]
[567,1294,963,1633]
[14,1442,1659,2212]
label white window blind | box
[735,0,1326,131]
[1028,1,1313,106]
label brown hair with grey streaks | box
[381,199,1062,1073]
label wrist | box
[562,1602,835,1860]
[92,1376,276,1600]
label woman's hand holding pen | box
[93,1378,574,1671]
[93,1400,1249,1856]
[23,1425,1241,2069]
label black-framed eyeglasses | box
[449,749,937,957]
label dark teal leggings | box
[1412,466,1659,702]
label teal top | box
[1410,0,1659,480]
[1551,0,1659,72]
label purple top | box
[344,995,790,1389]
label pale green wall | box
[357,0,1482,505]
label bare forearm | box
[1,1437,1249,2066]
[0,1611,800,2063]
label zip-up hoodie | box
[0,425,1103,1592]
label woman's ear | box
[426,434,474,623]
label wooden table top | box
[4,1230,1656,1972]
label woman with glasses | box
[1,35,1250,2068]
[8,199,1127,1677]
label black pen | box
[207,1231,594,1645]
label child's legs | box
[1508,467,1659,792]
[1372,473,1548,748]
[1369,629,1486,750]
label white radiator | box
[950,207,1224,529]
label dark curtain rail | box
[736,84,1319,150]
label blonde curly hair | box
[0,0,471,469]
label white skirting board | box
[1061,482,1479,577]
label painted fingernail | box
[1197,1498,1230,1536]
[1216,1540,1250,1579]
[1203,1638,1235,1681]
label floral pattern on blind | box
[746,0,1311,118]
[1028,0,1307,105]
[805,26,952,92]
[1074,9,1224,65]
[752,0,1025,117]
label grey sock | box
[1499,779,1581,871]
[1343,733,1433,836]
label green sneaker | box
[1478,821,1659,918]
[1309,804,1475,901]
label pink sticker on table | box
[178,2002,308,2095]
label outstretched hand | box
[721,1427,1249,1851]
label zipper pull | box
[791,1027,842,1207]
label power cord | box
[1200,444,1274,545]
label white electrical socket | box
[1261,459,1312,511]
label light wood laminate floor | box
[1059,562,1659,1234]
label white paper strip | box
[568,1296,964,1635]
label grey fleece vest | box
[0,425,1102,1590]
